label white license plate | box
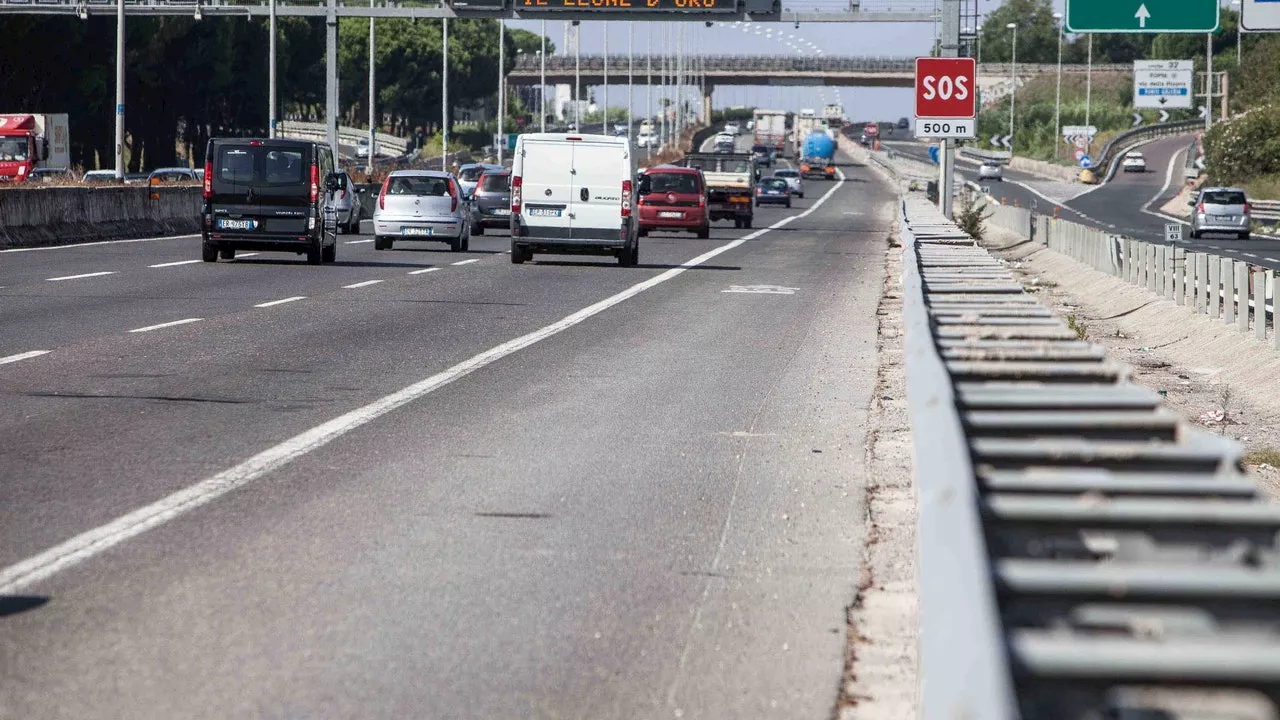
[528,207,562,218]
[1214,215,1235,222]
[402,227,433,237]
[494,208,511,216]
[218,218,258,230]
[659,211,683,219]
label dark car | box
[201,137,340,265]
[469,169,511,235]
[636,166,710,239]
[751,144,773,168]
[754,176,792,207]
[897,117,910,129]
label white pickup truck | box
[682,152,755,229]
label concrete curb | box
[0,186,202,250]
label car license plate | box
[659,211,683,219]
[494,208,511,216]
[402,227,433,237]
[528,207,561,217]
[1214,215,1234,222]
[217,218,257,230]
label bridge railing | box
[508,54,1129,75]
[275,120,409,157]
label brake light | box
[378,177,390,210]
[511,175,523,214]
[1196,202,1205,215]
[309,164,319,203]
[203,161,212,199]
[698,194,706,207]
[622,180,632,218]
[448,179,458,213]
[756,187,762,195]
[1244,202,1251,215]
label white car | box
[373,170,470,252]
[1122,151,1147,173]
[978,159,1004,181]
[772,168,805,198]
[510,133,637,266]
[355,137,370,159]
[724,121,740,135]
[636,131,656,148]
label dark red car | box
[636,166,710,239]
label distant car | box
[82,169,118,184]
[330,170,362,234]
[859,133,870,147]
[374,170,470,251]
[755,176,792,207]
[745,120,755,131]
[469,168,511,236]
[636,166,709,239]
[1191,186,1251,240]
[456,162,501,198]
[147,167,200,184]
[897,117,910,129]
[751,144,773,168]
[772,168,804,198]
[26,167,76,184]
[714,135,736,154]
[978,159,1004,181]
[613,122,629,136]
[355,137,370,159]
[1122,151,1147,173]
[724,121,740,135]
[124,173,149,185]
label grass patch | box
[1244,448,1280,466]
[1066,314,1088,340]
[1244,174,1280,201]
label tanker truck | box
[798,130,836,180]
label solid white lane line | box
[1,234,199,254]
[1245,253,1259,258]
[408,268,440,275]
[345,239,374,245]
[46,271,116,282]
[0,170,850,595]
[128,318,202,333]
[343,279,384,289]
[235,253,260,258]
[149,259,203,268]
[255,296,307,308]
[0,350,50,365]
[451,258,480,266]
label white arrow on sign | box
[1000,135,1012,149]
[1195,157,1206,170]
[1135,3,1151,28]
[1159,109,1170,122]
[1132,113,1144,127]
[989,134,1002,148]
[1198,105,1207,119]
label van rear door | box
[209,141,311,237]
[569,138,626,240]
[519,138,572,235]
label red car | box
[636,166,710,239]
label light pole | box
[574,21,581,128]
[115,0,125,179]
[1085,34,1093,152]
[628,23,634,144]
[603,22,610,130]
[498,18,505,165]
[540,20,547,133]
[1053,13,1063,160]
[1233,0,1242,63]
[1006,22,1017,155]
[368,1,375,168]
[442,17,449,170]
[269,0,277,139]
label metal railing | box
[509,54,1128,76]
[275,120,409,157]
[1093,119,1201,181]
[902,195,1280,720]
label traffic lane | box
[0,230,515,358]
[0,164,890,719]
[0,193,794,569]
[1068,134,1194,238]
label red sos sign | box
[915,58,976,119]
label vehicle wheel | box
[697,225,710,239]
[786,200,792,208]
[472,222,485,236]
[374,235,392,250]
[306,242,323,265]
[798,193,805,199]
[743,217,753,229]
[734,218,743,229]
[1241,232,1251,241]
[619,242,638,267]
[322,242,337,263]
[347,208,361,234]
[511,241,529,264]
[449,234,463,252]
[460,230,470,252]
[202,242,219,263]
[219,248,236,260]
[638,227,648,238]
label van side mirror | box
[637,178,651,195]
[324,173,342,192]
[1187,197,1197,206]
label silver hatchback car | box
[373,170,471,251]
[1191,186,1251,240]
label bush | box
[956,190,986,240]
[1204,104,1280,186]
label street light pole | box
[604,22,610,131]
[498,18,505,165]
[540,20,547,133]
[368,1,375,166]
[269,0,277,138]
[574,22,581,128]
[1006,22,1017,155]
[1233,0,1242,63]
[1205,32,1214,131]
[442,17,449,170]
[115,0,125,179]
[1053,13,1063,160]
[628,23,634,145]
[1085,33,1093,152]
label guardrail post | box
[1223,257,1235,325]
[1255,268,1268,341]
[1195,253,1208,313]
[1159,246,1170,298]
[1174,249,1186,306]
[1208,254,1221,319]
[1122,239,1132,283]
[1138,241,1149,287]
[1147,244,1158,293]
[1238,262,1251,333]
[1184,252,1197,308]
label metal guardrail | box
[275,120,408,157]
[1093,119,1201,181]
[509,55,1128,76]
[1253,199,1280,222]
[901,195,1280,720]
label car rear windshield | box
[216,145,308,187]
[1203,190,1247,205]
[458,167,484,182]
[479,174,510,193]
[752,146,770,153]
[762,178,788,190]
[775,170,798,177]
[648,172,700,194]
[389,175,451,196]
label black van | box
[201,138,341,264]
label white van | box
[509,133,638,267]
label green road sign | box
[1065,0,1219,33]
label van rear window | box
[480,174,510,193]
[389,176,450,197]
[459,167,485,182]
[217,147,306,186]
[1203,190,1247,205]
[648,173,699,194]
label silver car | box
[772,168,805,198]
[373,170,471,252]
[330,170,362,234]
[1191,187,1251,240]
[978,159,1004,181]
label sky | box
[508,0,1015,121]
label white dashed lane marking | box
[47,271,115,282]
[254,296,307,308]
[408,268,440,275]
[345,239,374,245]
[0,350,49,365]
[128,318,203,334]
[343,280,384,289]
[451,259,480,266]
[149,260,202,268]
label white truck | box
[752,109,788,158]
[791,112,823,149]
[0,113,70,183]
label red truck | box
[0,114,70,182]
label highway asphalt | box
[881,135,1280,269]
[0,146,891,717]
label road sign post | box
[1134,60,1193,109]
[1066,0,1219,32]
[914,57,977,140]
[1165,223,1183,243]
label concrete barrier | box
[0,186,202,250]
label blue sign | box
[1138,88,1190,96]
[116,104,125,115]
[1080,155,1094,168]
[928,145,940,165]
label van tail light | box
[1196,202,1205,215]
[378,177,390,210]
[1244,202,1251,215]
[203,161,212,199]
[621,180,632,218]
[309,164,319,203]
[698,194,706,207]
[511,175,523,214]
[448,179,458,213]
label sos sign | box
[915,58,976,139]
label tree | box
[980,0,1061,64]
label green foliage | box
[979,0,1062,63]
[1235,35,1280,109]
[1204,104,1280,186]
[956,191,986,240]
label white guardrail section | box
[275,120,408,157]
[981,195,1280,344]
